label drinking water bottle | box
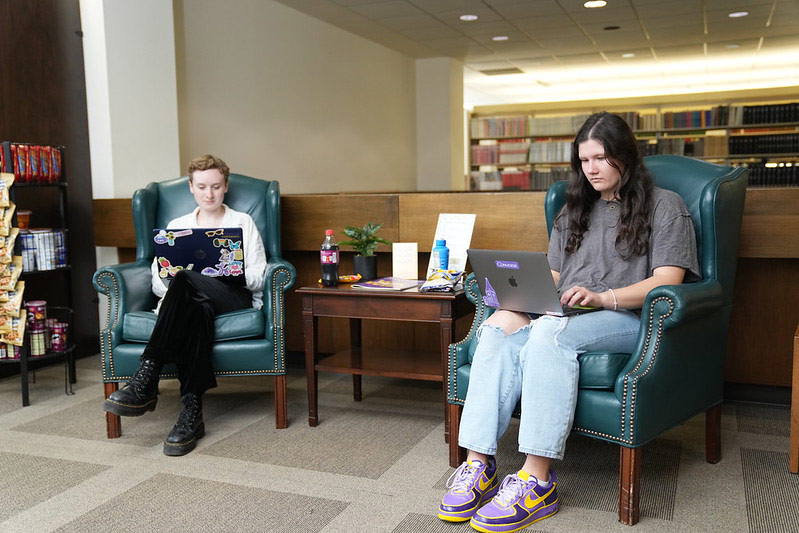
[431,239,449,271]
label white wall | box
[415,57,465,191]
[174,0,417,194]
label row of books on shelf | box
[0,142,64,183]
[471,140,573,165]
[637,137,729,157]
[728,134,799,155]
[745,162,799,188]
[471,102,799,139]
[470,167,572,192]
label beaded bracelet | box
[609,288,618,310]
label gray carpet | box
[0,354,796,532]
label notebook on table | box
[467,249,601,317]
[153,227,245,286]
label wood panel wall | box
[1,0,99,361]
[94,188,799,386]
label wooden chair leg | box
[274,374,287,429]
[103,382,121,439]
[618,446,641,526]
[448,403,465,468]
[706,403,722,464]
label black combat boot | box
[163,393,205,456]
[102,358,162,416]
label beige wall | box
[174,0,418,194]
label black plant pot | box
[353,255,378,281]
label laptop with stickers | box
[467,249,601,317]
[153,227,245,287]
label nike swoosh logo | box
[524,486,555,509]
[478,476,492,492]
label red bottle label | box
[320,250,338,264]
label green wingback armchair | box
[446,155,748,525]
[93,174,296,436]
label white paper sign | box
[426,213,476,278]
[392,242,418,280]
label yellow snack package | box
[1,309,26,346]
[0,203,15,237]
[0,227,18,263]
[0,313,12,334]
[0,173,14,208]
[0,281,24,317]
[0,256,22,291]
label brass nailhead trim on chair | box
[97,266,295,381]
[447,279,486,405]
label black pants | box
[142,269,252,396]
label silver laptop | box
[467,249,602,317]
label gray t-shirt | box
[547,187,700,306]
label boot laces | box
[176,396,201,428]
[129,359,158,393]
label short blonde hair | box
[188,154,230,183]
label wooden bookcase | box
[469,98,799,192]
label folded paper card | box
[392,242,418,280]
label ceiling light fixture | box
[728,11,748,18]
[584,1,608,8]
[725,43,740,49]
[622,53,635,58]
[604,25,620,31]
[492,36,509,41]
[459,14,478,21]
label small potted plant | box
[340,222,391,281]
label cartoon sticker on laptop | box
[154,229,193,246]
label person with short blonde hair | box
[103,155,267,456]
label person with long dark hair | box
[438,112,699,531]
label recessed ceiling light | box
[725,43,740,49]
[459,14,478,21]
[622,53,635,58]
[492,36,509,41]
[584,0,608,8]
[603,25,620,31]
[728,11,748,18]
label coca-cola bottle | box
[320,229,339,287]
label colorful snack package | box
[0,313,12,335]
[0,203,15,236]
[0,144,4,173]
[52,147,62,182]
[0,256,23,291]
[1,310,26,346]
[29,146,40,182]
[0,228,19,263]
[20,145,31,182]
[0,173,13,207]
[0,281,25,317]
[10,145,19,180]
[40,146,52,181]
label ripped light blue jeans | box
[458,310,640,460]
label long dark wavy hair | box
[559,112,653,257]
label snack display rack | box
[0,142,75,406]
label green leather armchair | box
[93,174,296,436]
[446,155,748,525]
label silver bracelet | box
[609,288,618,310]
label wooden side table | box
[297,284,471,442]
[790,322,799,474]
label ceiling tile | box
[489,0,564,18]
[570,5,639,23]
[406,0,486,13]
[348,0,424,19]
[653,44,704,59]
[378,13,448,30]
[634,0,703,20]
[536,36,594,54]
[397,25,462,40]
[456,20,520,36]
[332,0,395,5]
[434,7,504,24]
[553,52,606,65]
[706,39,761,53]
[703,0,774,11]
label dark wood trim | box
[706,404,722,464]
[104,382,121,438]
[274,375,287,429]
[618,446,642,526]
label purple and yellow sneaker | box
[438,457,499,522]
[469,470,558,532]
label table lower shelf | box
[315,348,442,382]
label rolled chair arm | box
[93,261,155,339]
[260,259,296,372]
